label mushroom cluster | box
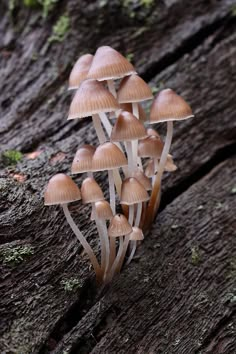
[44,46,193,284]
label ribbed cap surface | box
[120,177,149,205]
[108,214,132,237]
[87,46,136,81]
[129,227,144,241]
[150,88,193,123]
[92,142,128,171]
[81,177,104,204]
[68,54,93,90]
[138,136,163,158]
[117,74,153,103]
[68,79,119,119]
[44,174,81,205]
[111,111,147,142]
[71,145,95,174]
[131,169,152,191]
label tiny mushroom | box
[68,53,93,90]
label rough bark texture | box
[0,0,236,353]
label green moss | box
[191,246,201,266]
[125,53,134,63]
[23,0,38,7]
[2,150,23,165]
[61,278,81,292]
[1,246,34,266]
[48,15,70,43]
[38,0,59,18]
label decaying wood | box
[0,0,236,353]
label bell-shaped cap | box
[81,177,104,204]
[150,88,193,123]
[91,200,113,221]
[108,214,132,237]
[131,169,152,191]
[111,111,147,142]
[120,102,146,122]
[129,227,144,241]
[68,54,93,90]
[117,74,153,103]
[87,46,136,81]
[44,174,81,205]
[68,79,119,119]
[146,127,161,139]
[120,177,149,205]
[71,145,95,174]
[92,142,128,171]
[165,154,177,171]
[138,136,163,159]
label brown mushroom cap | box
[131,169,152,191]
[129,226,144,241]
[111,111,147,142]
[87,46,136,81]
[150,88,193,123]
[44,174,81,205]
[120,103,146,122]
[117,74,153,103]
[81,177,104,204]
[68,54,93,90]
[93,200,113,220]
[145,154,177,177]
[138,136,164,159]
[92,142,128,171]
[68,79,119,120]
[120,177,149,205]
[108,214,132,237]
[71,145,95,174]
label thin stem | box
[128,204,134,226]
[100,219,110,280]
[132,102,143,171]
[95,217,110,278]
[115,234,130,274]
[107,79,117,98]
[126,141,134,174]
[92,114,107,144]
[126,202,142,266]
[107,236,124,281]
[62,204,102,281]
[108,170,116,214]
[145,121,174,231]
[125,241,136,266]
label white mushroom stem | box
[145,121,173,229]
[92,114,107,144]
[107,79,117,98]
[132,102,143,171]
[128,204,134,226]
[107,236,124,281]
[126,141,134,174]
[95,217,110,278]
[115,233,130,274]
[108,170,116,215]
[126,202,142,266]
[62,204,102,281]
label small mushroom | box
[68,54,93,90]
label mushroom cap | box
[108,214,132,237]
[131,169,152,191]
[150,88,194,123]
[145,159,155,177]
[68,54,93,90]
[71,145,95,174]
[44,174,81,205]
[91,200,113,220]
[81,177,104,204]
[144,154,177,177]
[138,136,164,159]
[111,111,147,142]
[120,177,149,205]
[68,79,119,119]
[120,102,146,122]
[92,142,128,171]
[87,46,136,81]
[146,127,161,139]
[117,74,153,103]
[129,226,144,241]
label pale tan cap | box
[117,74,153,103]
[120,103,146,122]
[138,136,163,159]
[150,88,193,123]
[68,79,119,120]
[111,111,147,142]
[91,200,113,221]
[81,177,104,204]
[120,177,149,205]
[131,169,152,191]
[87,46,136,81]
[44,174,81,205]
[108,214,132,237]
[129,227,144,241]
[71,145,95,174]
[68,54,93,90]
[92,142,128,171]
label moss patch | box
[48,14,70,43]
[61,278,82,292]
[191,246,201,266]
[2,150,23,166]
[0,245,34,266]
